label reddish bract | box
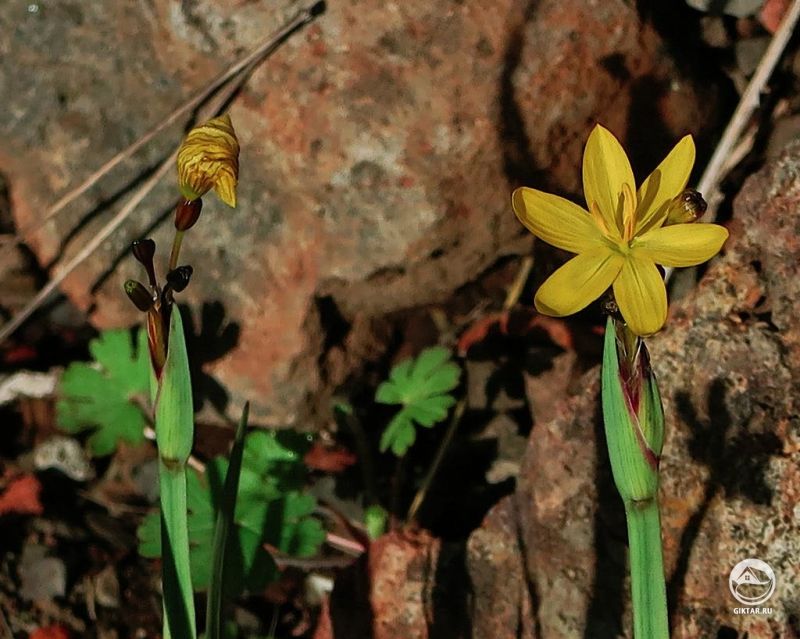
[304,443,357,473]
[0,474,43,516]
[29,625,70,639]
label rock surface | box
[466,499,536,639]
[0,0,717,424]
[326,507,533,639]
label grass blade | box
[205,403,250,639]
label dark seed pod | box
[124,279,154,312]
[131,239,156,265]
[166,265,193,293]
[131,239,158,287]
[174,198,203,232]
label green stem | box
[407,399,465,522]
[625,498,669,639]
[153,308,197,639]
[159,461,196,639]
[169,230,185,271]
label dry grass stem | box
[0,4,321,344]
[3,5,320,254]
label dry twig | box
[695,0,800,211]
[664,0,800,284]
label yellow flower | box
[512,124,728,336]
[176,114,240,207]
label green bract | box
[601,316,669,639]
[601,317,665,502]
[57,329,149,456]
[376,346,461,456]
[154,308,195,464]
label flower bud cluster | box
[123,115,239,374]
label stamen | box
[622,183,636,241]
[590,201,610,237]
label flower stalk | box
[168,231,185,272]
[511,124,729,639]
[124,113,239,638]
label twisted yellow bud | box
[176,114,240,207]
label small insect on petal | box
[176,114,240,207]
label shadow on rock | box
[584,397,627,639]
[667,377,782,623]
[498,0,545,192]
[180,301,240,415]
[46,160,167,273]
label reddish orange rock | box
[1,0,720,426]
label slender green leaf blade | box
[206,403,249,639]
[137,428,324,596]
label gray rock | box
[686,0,764,17]
[19,545,67,602]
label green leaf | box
[57,329,149,456]
[364,505,388,540]
[137,429,324,595]
[376,347,461,456]
[206,403,249,639]
[379,413,416,456]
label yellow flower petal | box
[632,223,729,267]
[534,247,624,317]
[583,124,634,238]
[177,114,240,207]
[214,172,238,209]
[512,187,603,254]
[635,135,695,234]
[613,256,667,337]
